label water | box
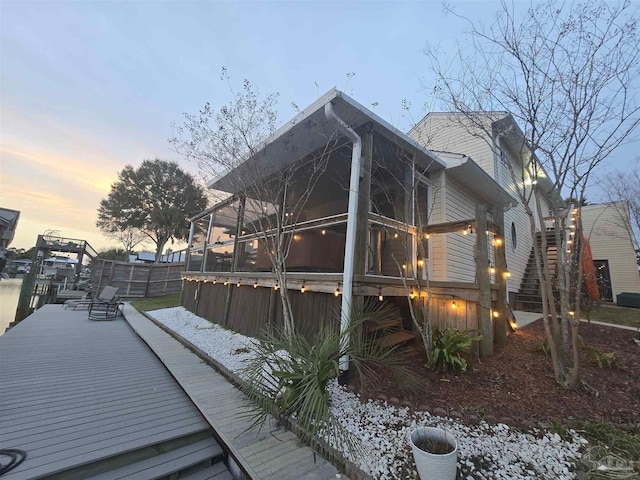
[0,278,22,335]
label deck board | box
[0,305,212,479]
[123,304,347,480]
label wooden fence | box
[92,260,184,298]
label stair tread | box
[86,437,224,480]
[374,330,417,348]
[364,318,402,333]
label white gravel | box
[149,306,588,480]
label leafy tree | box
[426,0,640,389]
[97,159,208,262]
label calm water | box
[0,278,22,335]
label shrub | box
[585,346,617,368]
[428,328,481,372]
[240,298,420,455]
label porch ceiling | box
[208,89,447,194]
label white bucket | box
[409,427,458,480]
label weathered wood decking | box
[122,304,349,480]
[0,305,226,479]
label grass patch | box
[578,420,640,462]
[586,305,640,329]
[130,293,181,312]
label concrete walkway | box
[512,309,639,331]
[122,304,349,480]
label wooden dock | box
[122,304,349,480]
[0,305,230,479]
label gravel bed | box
[148,306,588,480]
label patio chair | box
[64,286,119,310]
[88,292,123,321]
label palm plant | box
[240,298,420,455]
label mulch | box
[352,320,640,428]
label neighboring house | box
[408,112,558,307]
[581,201,640,302]
[183,89,520,356]
[0,208,20,273]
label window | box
[511,222,517,251]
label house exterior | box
[0,207,20,273]
[581,201,640,302]
[408,113,558,306]
[182,90,531,356]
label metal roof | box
[208,88,447,193]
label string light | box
[301,284,306,293]
[409,290,416,299]
[451,300,458,309]
[321,229,326,235]
[253,279,258,288]
[423,233,430,239]
[378,288,383,302]
[494,237,503,247]
[489,263,496,274]
[492,310,499,318]
[223,279,229,286]
[334,283,341,296]
[417,257,424,268]
[274,283,280,291]
[402,260,407,270]
[212,278,217,284]
[293,234,301,241]
[236,281,241,287]
[393,232,399,239]
[503,269,511,278]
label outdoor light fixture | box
[503,269,511,278]
[463,224,472,235]
[451,300,458,309]
[378,288,383,302]
[236,281,241,287]
[409,290,416,300]
[253,280,258,288]
[293,234,301,241]
[493,310,499,318]
[423,233,430,239]
[494,237,503,247]
[568,311,575,317]
[274,283,280,291]
[212,278,217,284]
[334,283,341,297]
[417,257,424,268]
[301,284,306,293]
[223,279,229,286]
[321,229,326,235]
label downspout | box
[325,101,362,373]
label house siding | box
[429,170,446,281]
[444,177,477,283]
[409,113,495,176]
[581,202,640,300]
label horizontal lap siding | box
[444,179,476,283]
[409,114,495,176]
[581,203,640,298]
[430,171,445,281]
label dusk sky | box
[1,1,638,252]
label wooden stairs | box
[364,313,417,348]
[514,231,559,312]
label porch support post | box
[475,204,493,356]
[201,212,215,273]
[353,124,373,276]
[224,195,246,327]
[494,205,508,345]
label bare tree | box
[426,0,640,388]
[369,143,440,360]
[171,73,340,338]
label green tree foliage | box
[97,159,207,262]
[97,248,128,261]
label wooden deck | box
[122,304,349,480]
[0,305,228,479]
